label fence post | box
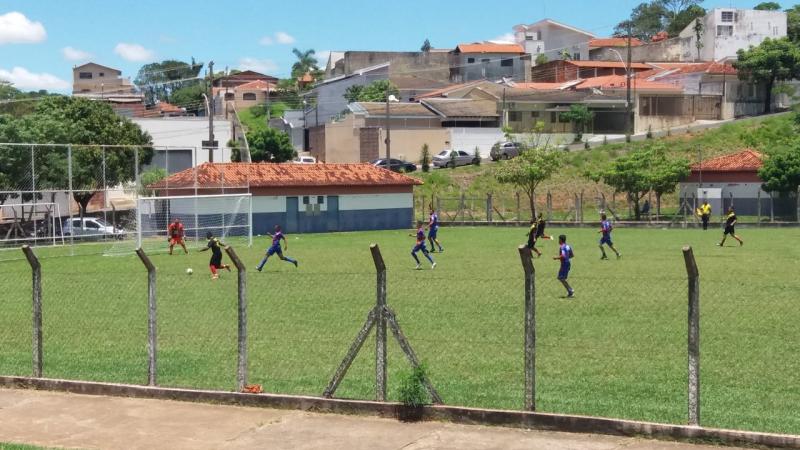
[486,193,493,222]
[546,191,552,220]
[579,190,584,223]
[683,246,700,426]
[225,246,248,392]
[757,190,762,227]
[516,192,521,221]
[135,248,157,386]
[371,244,388,402]
[21,246,42,378]
[518,245,535,411]
[770,192,775,223]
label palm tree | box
[291,48,319,80]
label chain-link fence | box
[1,241,798,435]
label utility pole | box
[208,61,215,163]
[385,96,391,167]
[626,22,633,141]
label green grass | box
[1,227,799,435]
[0,444,54,450]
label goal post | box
[0,202,65,250]
[133,193,253,254]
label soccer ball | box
[186,268,193,275]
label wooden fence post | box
[546,191,552,220]
[518,245,536,411]
[135,248,158,386]
[225,246,248,392]
[683,246,700,426]
[371,244,388,402]
[21,246,42,378]
[757,190,762,227]
[486,193,493,222]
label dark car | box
[370,158,417,173]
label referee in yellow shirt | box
[698,201,712,231]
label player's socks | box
[431,262,436,269]
[257,257,268,271]
[284,257,298,267]
[411,253,421,265]
[567,289,575,298]
[425,254,434,264]
[415,264,421,270]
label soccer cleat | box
[293,260,298,268]
[601,255,608,260]
[415,264,422,270]
[431,262,436,270]
[212,275,219,280]
[616,253,622,259]
[256,267,262,272]
[567,290,575,298]
[716,243,723,247]
[226,266,232,272]
[439,247,444,252]
[739,241,744,246]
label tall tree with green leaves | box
[421,39,432,52]
[647,144,690,216]
[734,38,800,114]
[245,127,296,163]
[291,48,319,80]
[134,58,204,105]
[344,80,400,102]
[759,145,800,193]
[787,5,800,43]
[495,145,563,217]
[615,2,669,41]
[753,2,782,10]
[667,5,706,37]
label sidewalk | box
[0,389,744,450]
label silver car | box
[62,217,126,240]
[432,149,479,168]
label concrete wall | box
[516,23,592,63]
[451,53,530,83]
[335,51,451,82]
[679,181,796,216]
[322,120,360,163]
[448,127,506,158]
[311,64,390,125]
[132,118,234,164]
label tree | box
[754,2,782,10]
[134,59,204,105]
[420,144,431,172]
[343,85,364,103]
[734,38,800,114]
[245,127,296,162]
[647,144,690,217]
[559,49,572,60]
[659,0,703,20]
[788,5,800,43]
[759,145,800,193]
[615,2,669,41]
[560,104,594,141]
[345,80,400,102]
[169,82,206,115]
[139,167,167,196]
[534,54,549,66]
[667,5,706,37]
[421,39,432,52]
[291,48,319,80]
[495,146,563,217]
[692,16,705,60]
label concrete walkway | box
[0,389,744,450]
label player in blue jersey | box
[427,207,444,253]
[256,225,298,271]
[410,221,436,270]
[553,234,575,298]
[598,213,621,260]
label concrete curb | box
[2,376,799,449]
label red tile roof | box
[298,72,314,83]
[589,37,644,48]
[156,102,183,114]
[691,149,763,172]
[575,75,682,92]
[456,43,525,54]
[235,79,275,91]
[150,162,422,189]
[567,60,653,69]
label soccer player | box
[525,219,542,257]
[718,207,743,247]
[167,218,188,255]
[199,232,230,280]
[698,201,712,231]
[535,213,552,241]
[410,221,436,270]
[257,225,298,271]
[427,207,444,253]
[552,234,575,298]
[598,213,621,260]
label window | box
[224,92,234,100]
[774,26,779,36]
[531,111,539,118]
[721,11,734,22]
[481,58,490,63]
[317,196,325,205]
[573,52,581,61]
[458,151,469,156]
[525,35,534,41]
[501,58,514,67]
[717,25,733,37]
[79,72,92,79]
[99,72,105,77]
[303,196,310,205]
[467,57,475,64]
[242,92,257,101]
[508,111,522,121]
[639,96,685,116]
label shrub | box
[421,144,430,173]
[473,146,481,166]
[398,365,430,408]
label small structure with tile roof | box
[149,162,422,233]
[450,42,530,84]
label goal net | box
[0,202,65,251]
[107,193,252,256]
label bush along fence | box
[10,243,709,428]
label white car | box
[292,155,317,164]
[432,149,479,168]
[62,217,126,240]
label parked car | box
[432,149,480,168]
[62,217,126,240]
[292,155,317,164]
[490,141,525,161]
[370,158,417,173]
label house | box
[72,62,135,95]
[588,37,643,59]
[513,19,596,63]
[531,60,655,83]
[305,62,390,129]
[217,79,276,112]
[324,50,451,82]
[269,110,305,151]
[147,162,422,233]
[592,8,787,63]
[132,117,234,171]
[141,101,187,118]
[213,70,278,88]
[449,43,530,83]
[678,149,791,216]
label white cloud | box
[490,33,516,44]
[0,67,69,91]
[0,12,46,45]
[259,31,295,46]
[62,46,92,61]
[275,31,295,44]
[238,57,278,74]
[114,42,155,62]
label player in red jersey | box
[167,218,188,255]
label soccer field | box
[1,226,799,435]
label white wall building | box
[679,8,787,62]
[513,19,596,64]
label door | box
[327,196,340,231]
[285,197,299,233]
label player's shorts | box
[526,237,537,249]
[210,254,222,268]
[169,237,184,246]
[599,235,613,246]
[428,227,438,239]
[266,243,283,256]
[558,262,571,280]
[412,242,428,253]
[535,227,545,238]
[724,225,735,235]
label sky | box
[0,0,766,93]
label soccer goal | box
[107,193,253,256]
[0,202,65,251]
